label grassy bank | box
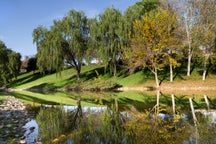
[0,64,215,106]
[10,64,216,91]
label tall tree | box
[7,50,22,79]
[60,10,89,80]
[33,10,89,81]
[0,41,9,85]
[160,0,183,82]
[124,8,180,88]
[195,0,216,80]
[0,40,21,86]
[90,7,123,77]
[32,26,49,72]
[181,0,199,76]
[123,0,160,40]
[122,0,160,56]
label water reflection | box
[23,106,216,143]
[23,120,38,143]
[20,91,216,143]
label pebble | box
[0,96,30,143]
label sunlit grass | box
[2,63,215,107]
[10,90,98,106]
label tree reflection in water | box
[35,99,216,144]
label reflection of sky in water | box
[203,112,216,123]
[23,106,216,144]
[23,120,38,143]
[63,105,107,113]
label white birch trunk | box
[154,70,160,88]
[156,90,160,114]
[170,62,173,82]
[202,54,210,81]
[187,52,192,76]
[204,95,210,111]
[189,98,198,126]
[171,94,175,115]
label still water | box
[21,91,216,144]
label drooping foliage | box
[33,10,89,80]
[31,0,216,85]
[90,7,123,76]
[0,40,21,86]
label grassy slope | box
[1,64,215,107]
[8,64,216,95]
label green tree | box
[0,41,9,85]
[0,40,21,86]
[60,10,89,80]
[90,7,123,77]
[123,0,160,46]
[160,1,183,82]
[32,26,50,72]
[181,0,200,76]
[27,56,37,72]
[7,49,21,79]
[194,0,216,80]
[33,10,89,81]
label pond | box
[15,90,216,144]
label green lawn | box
[1,64,215,107]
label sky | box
[0,0,140,60]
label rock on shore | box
[0,96,30,144]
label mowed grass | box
[11,64,103,89]
[12,63,216,90]
[10,90,99,106]
[1,63,215,107]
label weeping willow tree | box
[33,10,89,81]
[90,7,123,77]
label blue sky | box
[0,0,140,60]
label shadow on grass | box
[59,66,106,87]
[27,83,57,94]
[118,96,156,112]
[9,72,43,87]
[65,91,115,106]
[160,93,216,110]
[10,92,59,105]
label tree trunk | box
[113,62,117,77]
[187,45,192,76]
[202,54,209,81]
[76,69,81,81]
[189,98,198,126]
[204,95,210,111]
[156,90,160,114]
[75,63,81,81]
[185,16,192,77]
[171,94,175,115]
[154,70,160,88]
[170,62,173,82]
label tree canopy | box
[0,40,21,86]
[30,0,216,87]
[123,8,182,87]
[33,10,89,80]
[90,7,123,76]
